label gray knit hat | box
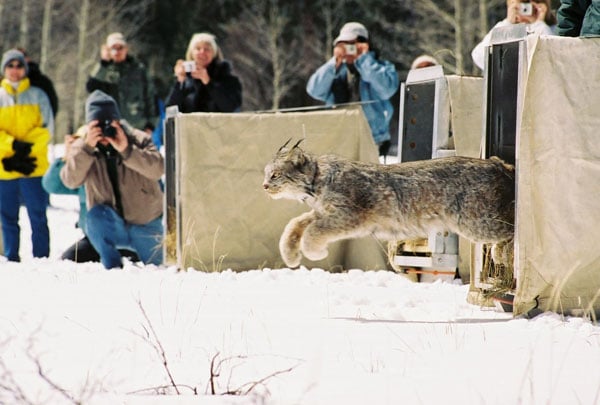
[1,49,28,75]
[85,90,121,123]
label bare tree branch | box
[136,299,181,395]
[32,358,80,405]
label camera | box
[519,2,533,16]
[343,43,357,56]
[98,119,117,138]
[183,61,196,73]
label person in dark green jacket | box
[86,32,158,131]
[557,0,600,36]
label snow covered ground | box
[1,177,600,404]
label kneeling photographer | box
[60,90,164,269]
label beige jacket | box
[60,123,163,225]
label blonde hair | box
[532,0,557,26]
[185,32,223,62]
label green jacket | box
[558,0,600,36]
[86,56,158,130]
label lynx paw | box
[279,222,305,268]
[279,212,315,268]
[302,246,329,262]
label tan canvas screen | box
[515,36,600,317]
[169,107,389,271]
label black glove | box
[2,155,37,175]
[12,140,33,156]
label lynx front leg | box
[279,211,316,268]
[301,217,348,262]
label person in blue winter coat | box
[306,22,399,157]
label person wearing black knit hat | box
[59,90,164,269]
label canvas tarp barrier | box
[445,75,485,284]
[168,106,389,271]
[514,36,600,317]
[446,75,484,159]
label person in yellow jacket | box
[0,49,54,262]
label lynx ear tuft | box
[277,138,293,154]
[292,139,304,149]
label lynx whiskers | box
[263,140,514,269]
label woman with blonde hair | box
[166,32,242,113]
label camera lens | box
[100,120,116,138]
[103,125,117,138]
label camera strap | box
[99,144,124,217]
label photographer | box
[471,0,557,70]
[165,32,242,113]
[306,22,399,157]
[60,90,164,269]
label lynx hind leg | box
[491,238,514,269]
[279,211,316,268]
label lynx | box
[263,140,515,268]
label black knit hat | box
[85,90,121,123]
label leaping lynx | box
[263,140,515,268]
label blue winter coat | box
[42,159,88,235]
[306,52,399,144]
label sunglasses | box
[6,63,24,69]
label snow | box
[2,159,600,404]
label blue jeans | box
[0,177,50,262]
[86,204,163,269]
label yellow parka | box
[0,77,53,179]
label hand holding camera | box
[334,41,369,67]
[86,119,128,152]
[183,61,196,73]
[508,1,542,23]
[174,59,210,84]
[174,59,189,83]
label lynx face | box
[262,144,315,201]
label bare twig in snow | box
[136,299,181,395]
